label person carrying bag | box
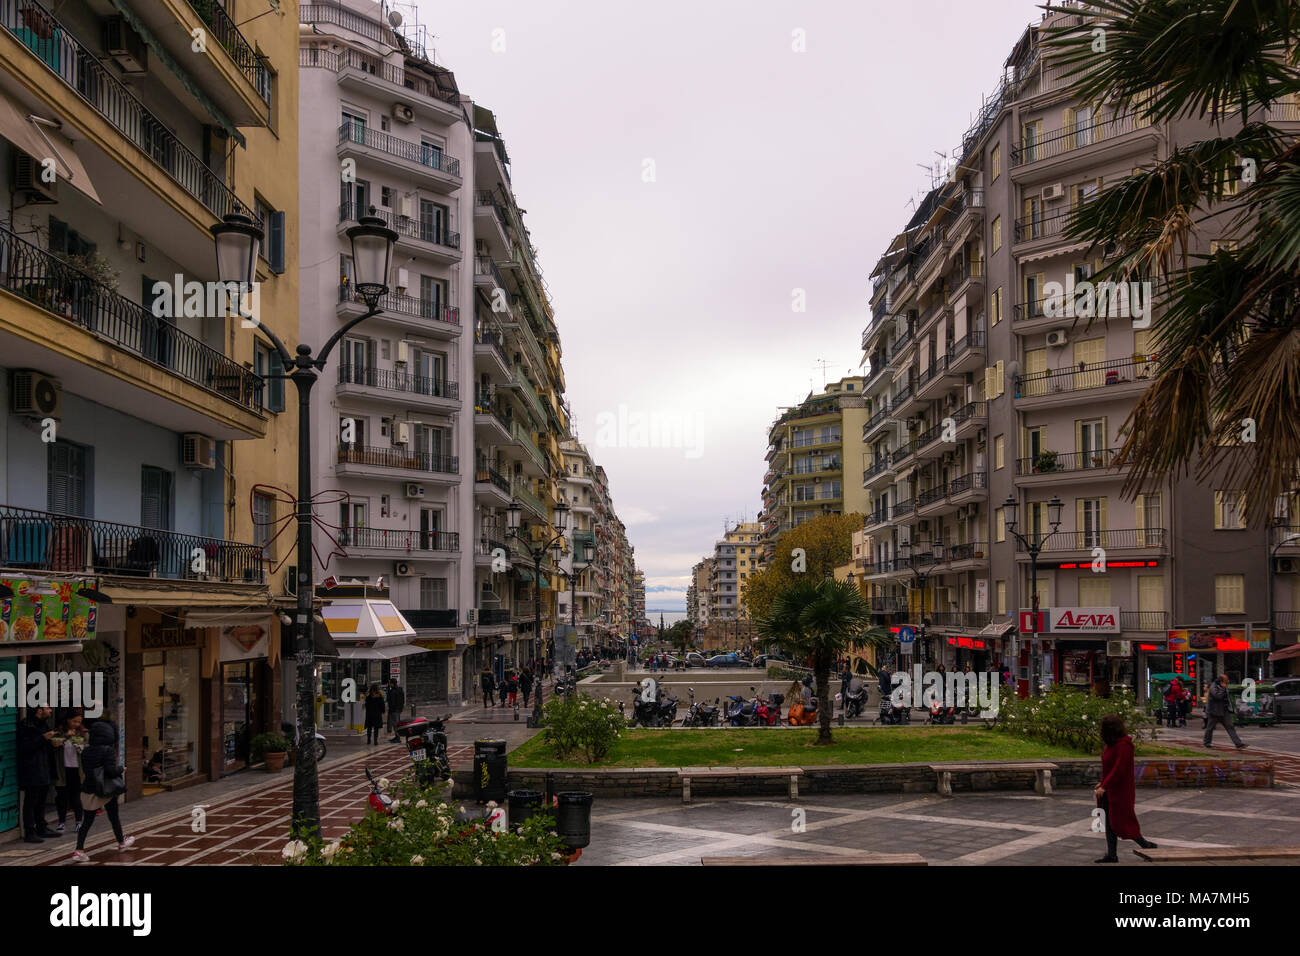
[72,720,133,862]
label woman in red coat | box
[1095,714,1158,862]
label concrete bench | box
[702,852,927,866]
[1135,845,1300,863]
[928,761,1059,796]
[681,766,805,803]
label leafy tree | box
[1044,0,1300,524]
[754,578,890,745]
[742,512,865,626]
[666,619,694,656]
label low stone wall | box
[450,756,1271,799]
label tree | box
[666,620,694,657]
[742,512,865,625]
[1044,1,1300,524]
[754,578,891,745]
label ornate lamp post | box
[1003,495,1064,697]
[211,208,396,838]
[897,537,939,669]
[509,497,569,727]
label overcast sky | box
[413,0,1042,610]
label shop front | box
[1020,607,1123,697]
[214,619,274,773]
[135,623,205,792]
[316,587,423,732]
[1143,627,1271,705]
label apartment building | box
[0,0,298,825]
[760,376,870,565]
[633,568,646,628]
[687,557,713,630]
[859,4,1300,698]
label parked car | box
[752,652,791,668]
[684,652,707,668]
[1274,677,1300,721]
[704,652,740,668]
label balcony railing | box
[948,471,988,496]
[511,422,546,472]
[2,0,257,227]
[948,329,986,361]
[1014,528,1166,552]
[889,329,915,360]
[474,466,511,494]
[945,541,989,563]
[339,526,459,552]
[338,364,459,401]
[792,488,842,503]
[338,284,459,326]
[402,609,458,628]
[1012,112,1151,166]
[474,256,506,289]
[915,419,947,451]
[917,355,950,390]
[1015,448,1123,476]
[298,45,458,107]
[862,401,892,437]
[339,122,461,177]
[1014,207,1075,244]
[894,497,916,518]
[476,608,511,626]
[337,444,458,475]
[1017,355,1157,397]
[475,325,508,364]
[1120,610,1169,632]
[917,484,947,507]
[339,202,459,251]
[513,479,547,518]
[187,0,269,100]
[1272,525,1300,547]
[950,401,987,428]
[0,506,262,583]
[867,505,889,526]
[930,611,991,628]
[892,382,914,406]
[871,595,905,612]
[863,459,890,483]
[791,432,842,448]
[0,225,263,411]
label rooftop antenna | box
[813,358,832,388]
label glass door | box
[222,662,252,770]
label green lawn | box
[509,726,1200,768]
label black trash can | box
[473,738,508,803]
[507,789,544,829]
[554,791,594,849]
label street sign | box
[897,625,915,644]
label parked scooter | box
[682,688,721,727]
[878,697,911,725]
[726,692,761,726]
[754,690,784,726]
[395,714,452,783]
[281,721,327,763]
[629,678,675,727]
[842,677,868,720]
[927,702,957,725]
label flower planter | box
[264,752,287,772]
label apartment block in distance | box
[858,3,1300,699]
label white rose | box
[321,841,342,859]
[281,840,308,861]
[389,818,405,831]
[416,800,428,808]
[378,778,390,789]
[411,854,425,864]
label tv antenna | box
[813,358,832,388]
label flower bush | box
[542,692,625,763]
[286,778,568,866]
[991,686,1154,754]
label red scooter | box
[365,766,394,815]
[754,693,784,726]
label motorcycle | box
[629,678,670,727]
[878,697,911,725]
[842,678,867,720]
[554,673,578,698]
[787,678,819,726]
[682,688,721,727]
[726,692,761,726]
[365,766,394,815]
[655,688,680,727]
[927,702,957,725]
[754,691,784,726]
[281,721,327,763]
[396,714,452,783]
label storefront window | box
[143,649,200,787]
[222,662,261,770]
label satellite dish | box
[388,9,403,27]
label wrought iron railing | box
[0,506,262,583]
[1015,448,1123,476]
[339,526,459,552]
[1012,111,1151,166]
[894,497,916,517]
[0,225,262,411]
[474,255,506,289]
[948,471,988,496]
[948,329,987,360]
[337,283,459,326]
[339,201,459,250]
[338,122,461,176]
[1013,528,1166,552]
[917,484,947,507]
[298,44,456,105]
[187,0,269,100]
[337,444,458,475]
[945,541,988,562]
[1016,355,1157,397]
[338,364,458,401]
[477,608,511,625]
[474,465,510,494]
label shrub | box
[542,692,625,763]
[250,732,292,762]
[285,777,568,866]
[991,686,1154,754]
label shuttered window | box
[1078,577,1111,606]
[1138,576,1165,613]
[253,492,273,550]
[140,466,173,530]
[48,441,91,517]
[1214,575,1244,614]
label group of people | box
[362,677,406,745]
[478,666,536,709]
[17,707,134,861]
[647,651,684,672]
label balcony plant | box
[61,251,119,292]
[1033,449,1059,473]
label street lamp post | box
[897,539,935,669]
[210,208,396,839]
[509,497,569,728]
[1003,495,1064,697]
[554,537,593,665]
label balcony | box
[0,1,257,228]
[915,354,957,404]
[1272,525,1300,548]
[474,326,510,378]
[402,609,459,629]
[949,189,985,238]
[337,364,459,409]
[944,541,989,568]
[862,401,896,443]
[949,257,985,301]
[893,497,916,519]
[339,202,460,262]
[947,470,988,506]
[862,458,890,488]
[1015,448,1127,481]
[473,392,512,443]
[888,329,916,362]
[792,488,842,504]
[474,255,507,292]
[892,439,918,470]
[791,432,842,449]
[513,480,548,520]
[790,456,842,477]
[339,526,459,553]
[299,43,461,125]
[917,484,948,510]
[865,504,890,530]
[1014,528,1167,555]
[182,0,271,115]
[1015,356,1156,408]
[0,506,262,584]
[337,122,461,193]
[949,401,987,442]
[914,419,949,459]
[1011,112,1157,171]
[509,368,547,421]
[871,596,905,613]
[1121,610,1169,633]
[474,466,511,505]
[337,284,460,339]
[510,421,547,474]
[337,444,459,481]
[0,225,264,437]
[947,329,987,374]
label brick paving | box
[1156,723,1300,787]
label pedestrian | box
[53,710,86,832]
[1094,714,1158,863]
[1178,683,1192,727]
[71,719,133,862]
[17,705,58,843]
[878,664,892,698]
[363,683,385,744]
[498,671,510,707]
[1204,674,1247,749]
[520,667,534,707]
[385,678,406,743]
[1163,677,1184,727]
[507,671,519,708]
[480,667,495,707]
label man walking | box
[18,706,59,843]
[386,678,406,743]
[1204,674,1247,750]
[520,667,534,707]
[479,667,495,709]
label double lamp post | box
[1002,494,1064,696]
[506,496,569,727]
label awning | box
[0,641,82,658]
[314,621,340,659]
[320,599,416,641]
[184,609,274,627]
[515,567,535,583]
[1019,242,1090,264]
[979,618,1016,638]
[0,89,100,203]
[1268,643,1300,663]
[336,642,430,660]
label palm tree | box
[755,578,891,745]
[1042,1,1300,524]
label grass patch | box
[509,726,1201,768]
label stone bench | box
[681,766,805,803]
[1135,845,1300,863]
[702,852,927,866]
[929,761,1059,796]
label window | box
[340,178,370,218]
[381,186,393,208]
[994,434,1005,470]
[1071,178,1102,208]
[995,580,1006,615]
[420,578,448,610]
[140,466,173,531]
[1079,577,1111,606]
[1077,497,1106,548]
[48,440,91,517]
[253,491,274,550]
[991,144,1001,181]
[1138,576,1165,613]
[254,195,284,273]
[1023,425,1043,463]
[992,216,1002,253]
[1214,574,1245,614]
[1021,120,1042,162]
[996,359,1005,396]
[1214,491,1246,530]
[995,506,1006,542]
[420,199,450,245]
[420,138,445,171]
[255,344,285,412]
[991,286,1003,324]
[341,108,366,140]
[1022,196,1042,241]
[47,217,96,257]
[1076,418,1107,465]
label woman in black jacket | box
[363,683,386,744]
[72,720,133,862]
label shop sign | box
[1019,607,1120,634]
[946,636,987,649]
[0,577,98,644]
[219,623,268,661]
[1167,629,1250,652]
[975,580,988,613]
[141,626,200,650]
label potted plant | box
[1033,449,1059,473]
[251,732,292,772]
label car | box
[684,652,707,668]
[704,652,740,668]
[752,652,791,667]
[1274,677,1300,721]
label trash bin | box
[554,791,593,849]
[507,789,544,829]
[473,738,507,803]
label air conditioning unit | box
[1275,557,1298,574]
[1042,183,1065,201]
[398,195,416,219]
[181,433,216,469]
[466,608,478,625]
[395,267,409,293]
[393,421,411,445]
[1046,329,1069,347]
[392,103,415,123]
[11,370,61,418]
[103,16,148,74]
[1107,640,1132,657]
[14,154,56,203]
[394,561,416,577]
[404,482,425,498]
